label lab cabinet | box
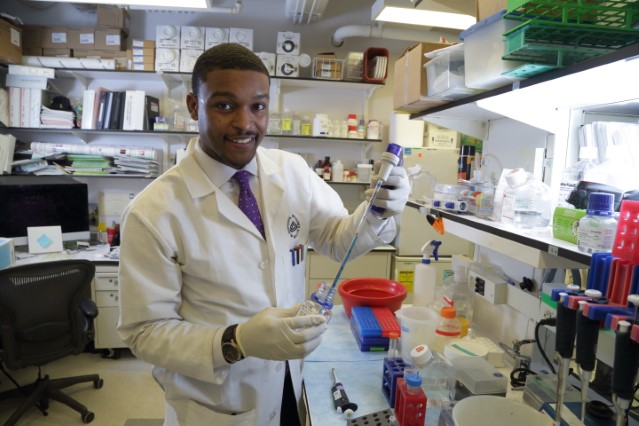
[92,264,127,352]
[305,248,394,303]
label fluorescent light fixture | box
[372,0,475,30]
[31,0,209,8]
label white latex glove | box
[235,305,328,361]
[365,163,410,219]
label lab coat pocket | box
[282,252,306,305]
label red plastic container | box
[338,277,407,317]
[612,200,639,264]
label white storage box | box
[460,10,524,90]
[425,44,478,101]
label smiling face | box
[187,68,270,169]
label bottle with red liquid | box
[394,372,427,426]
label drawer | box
[309,252,390,278]
[95,274,119,291]
[95,290,119,307]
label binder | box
[145,95,160,130]
[102,91,114,130]
[109,91,124,130]
[95,91,109,130]
[81,89,96,129]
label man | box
[117,43,409,425]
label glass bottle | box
[301,115,312,136]
[432,306,461,354]
[267,111,281,135]
[292,113,301,136]
[172,104,186,131]
[501,168,552,229]
[442,265,473,336]
[281,108,293,135]
[296,280,334,321]
[577,192,618,253]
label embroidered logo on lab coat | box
[287,215,300,238]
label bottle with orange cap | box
[432,306,461,354]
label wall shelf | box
[407,201,590,269]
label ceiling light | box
[31,0,209,8]
[372,0,475,30]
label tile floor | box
[0,349,165,425]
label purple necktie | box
[233,170,265,239]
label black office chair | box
[0,259,103,425]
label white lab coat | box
[117,139,397,425]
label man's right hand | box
[235,305,327,361]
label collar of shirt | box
[193,139,262,206]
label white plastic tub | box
[424,44,478,101]
[396,306,439,361]
[460,10,525,90]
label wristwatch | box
[221,324,244,364]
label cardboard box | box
[97,5,130,34]
[130,39,156,48]
[95,29,127,51]
[0,18,22,64]
[68,28,95,50]
[229,28,253,51]
[179,49,203,73]
[553,207,587,244]
[476,0,508,21]
[424,122,459,148]
[393,42,451,113]
[131,47,155,57]
[131,62,155,71]
[22,47,43,56]
[276,54,299,77]
[181,26,205,50]
[156,25,180,48]
[155,48,180,71]
[73,48,124,59]
[22,25,43,49]
[205,27,229,49]
[41,27,68,48]
[43,48,71,57]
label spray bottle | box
[413,240,442,307]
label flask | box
[312,113,330,137]
[443,265,473,337]
[558,146,599,207]
[331,160,344,182]
[501,168,552,229]
[394,373,427,426]
[296,280,334,321]
[281,108,293,135]
[577,192,618,253]
[301,115,312,136]
[410,344,456,406]
[432,307,461,354]
[267,111,281,134]
[413,240,442,308]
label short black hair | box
[191,43,270,94]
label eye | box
[215,102,233,111]
[253,103,267,111]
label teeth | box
[232,137,252,144]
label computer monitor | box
[0,176,91,247]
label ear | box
[186,92,198,120]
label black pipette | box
[612,320,639,426]
[331,368,358,419]
[555,292,577,424]
[575,295,601,422]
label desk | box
[14,245,125,353]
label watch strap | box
[222,324,244,363]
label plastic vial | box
[346,113,358,138]
[387,331,400,359]
[301,115,312,136]
[432,307,461,354]
[577,192,618,253]
[410,344,457,406]
[312,113,330,137]
[331,160,344,182]
[367,119,380,140]
[296,280,334,321]
[501,168,552,229]
[357,119,366,139]
[281,108,293,135]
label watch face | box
[222,342,241,363]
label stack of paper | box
[40,106,75,129]
[0,134,16,174]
